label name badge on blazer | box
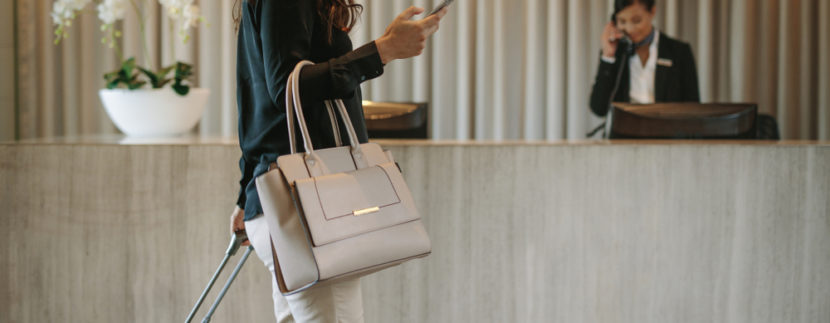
[657,58,673,67]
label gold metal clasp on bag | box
[353,206,380,216]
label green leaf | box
[158,66,175,79]
[103,71,120,83]
[137,66,161,88]
[155,65,176,89]
[127,80,146,90]
[103,68,128,89]
[121,57,136,77]
[172,82,190,96]
[169,62,194,96]
[137,65,179,89]
[174,62,193,80]
[157,79,173,88]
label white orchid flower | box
[181,4,201,31]
[159,0,195,19]
[51,0,92,27]
[96,0,129,25]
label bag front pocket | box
[294,163,420,246]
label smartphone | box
[428,0,455,16]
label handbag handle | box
[326,102,343,148]
[285,60,362,157]
[289,93,342,151]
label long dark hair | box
[233,0,363,42]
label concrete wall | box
[0,0,15,141]
[1,140,829,322]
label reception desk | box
[1,137,829,322]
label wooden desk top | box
[375,139,830,147]
[3,135,828,147]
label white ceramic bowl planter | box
[99,88,210,137]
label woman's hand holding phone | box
[376,6,449,64]
[601,21,625,59]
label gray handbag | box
[255,60,431,295]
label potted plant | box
[52,0,210,137]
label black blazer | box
[589,32,700,117]
[236,0,385,220]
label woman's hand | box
[376,6,449,64]
[601,21,624,59]
[230,206,250,246]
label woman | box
[229,0,448,321]
[589,0,700,117]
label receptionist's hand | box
[601,21,624,59]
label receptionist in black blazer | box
[589,0,700,117]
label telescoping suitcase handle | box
[185,231,254,323]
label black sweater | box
[589,32,700,117]
[236,0,385,220]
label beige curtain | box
[14,0,830,140]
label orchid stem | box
[112,31,124,63]
[129,0,154,70]
[169,17,176,65]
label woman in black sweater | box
[230,0,448,321]
[590,0,700,117]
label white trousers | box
[245,215,365,323]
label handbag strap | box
[285,63,342,153]
[327,103,343,147]
[286,60,361,156]
[324,100,358,148]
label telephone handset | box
[609,13,631,44]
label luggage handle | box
[185,231,254,323]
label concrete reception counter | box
[1,137,829,322]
